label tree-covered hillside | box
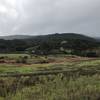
[0,33,99,56]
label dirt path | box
[0,56,99,67]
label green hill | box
[0,35,31,40]
[0,33,99,55]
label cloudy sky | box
[0,0,100,37]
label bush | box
[21,58,27,64]
[23,56,28,59]
[86,52,98,57]
[0,56,5,59]
[16,56,28,64]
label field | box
[0,54,100,100]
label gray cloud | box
[0,0,100,37]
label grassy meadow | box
[0,54,100,100]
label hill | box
[0,33,96,41]
[0,33,99,55]
[95,37,100,42]
[28,33,96,42]
[0,35,31,40]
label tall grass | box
[0,74,100,100]
[0,56,100,100]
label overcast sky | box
[0,0,100,37]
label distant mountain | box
[0,33,96,41]
[0,33,99,53]
[0,35,31,40]
[94,37,100,42]
[27,33,96,43]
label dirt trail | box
[0,56,99,66]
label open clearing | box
[0,54,99,75]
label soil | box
[0,56,98,66]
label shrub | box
[23,56,28,59]
[86,52,98,57]
[0,56,5,59]
[21,58,27,64]
[16,56,28,64]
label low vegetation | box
[0,54,100,100]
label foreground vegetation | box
[8,75,100,100]
[0,54,100,100]
[0,73,100,100]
